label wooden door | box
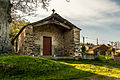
[43,36,52,55]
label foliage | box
[107,48,113,56]
[9,19,30,41]
[99,55,112,60]
[86,42,94,46]
[80,51,98,56]
[108,48,112,52]
[81,45,86,52]
[116,53,120,56]
[80,43,94,46]
[10,0,70,20]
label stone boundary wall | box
[80,53,99,60]
[82,54,99,59]
[114,55,120,62]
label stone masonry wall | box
[64,29,74,56]
[64,27,80,56]
[17,28,25,53]
[14,24,80,57]
[114,55,120,62]
[23,25,34,55]
[73,28,80,55]
[14,25,34,55]
[33,24,64,56]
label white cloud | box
[24,0,120,43]
[26,0,120,28]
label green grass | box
[56,55,120,79]
[0,55,120,80]
[0,55,92,80]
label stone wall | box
[82,54,99,60]
[17,29,25,53]
[33,24,64,56]
[63,27,80,56]
[73,28,80,55]
[114,55,120,62]
[14,25,34,55]
[14,24,80,57]
[23,25,34,55]
[64,29,74,56]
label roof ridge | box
[11,13,81,44]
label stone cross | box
[52,9,55,14]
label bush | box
[116,53,120,56]
[81,45,86,52]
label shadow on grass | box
[0,55,119,80]
[54,58,120,69]
[0,62,119,80]
[53,59,120,80]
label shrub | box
[116,53,120,56]
[81,45,86,52]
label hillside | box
[0,55,120,80]
[0,55,91,80]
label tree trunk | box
[0,0,13,53]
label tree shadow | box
[52,59,120,80]
[54,58,120,69]
[52,60,120,80]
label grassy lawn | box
[55,56,120,80]
[0,55,120,80]
[0,55,93,80]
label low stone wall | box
[40,56,73,59]
[114,55,120,62]
[82,53,99,60]
[74,53,99,60]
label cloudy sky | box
[25,0,120,44]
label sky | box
[24,0,120,45]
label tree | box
[0,0,12,53]
[81,45,86,52]
[0,0,69,53]
[9,19,30,41]
[0,0,51,53]
[107,48,112,56]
